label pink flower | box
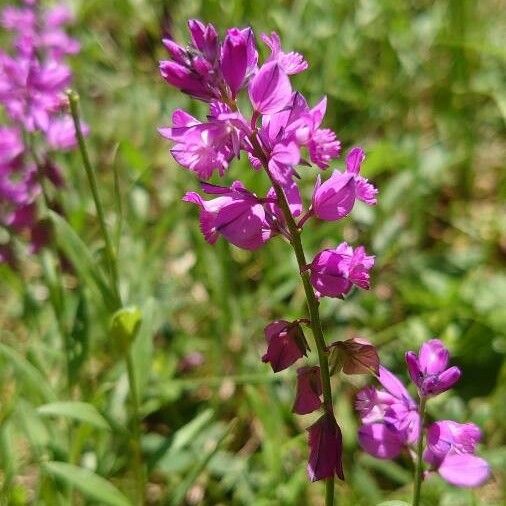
[261,320,309,372]
[356,366,420,459]
[221,27,257,98]
[307,414,344,481]
[182,181,274,250]
[405,339,461,397]
[424,421,490,488]
[159,108,244,179]
[345,147,377,205]
[311,171,355,221]
[248,61,292,115]
[309,242,375,298]
[262,93,341,170]
[261,31,307,75]
[293,366,322,415]
[45,115,88,151]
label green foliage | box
[0,0,504,505]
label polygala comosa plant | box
[158,19,490,506]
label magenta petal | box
[345,147,365,174]
[438,454,490,488]
[358,423,404,459]
[419,339,449,375]
[221,28,249,97]
[248,61,292,114]
[405,351,422,387]
[378,366,412,402]
[312,171,355,221]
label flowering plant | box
[159,20,493,505]
[0,0,86,266]
[159,19,378,504]
[357,339,491,501]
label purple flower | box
[311,147,378,221]
[267,141,300,186]
[309,242,375,298]
[311,171,355,221]
[221,27,257,98]
[424,421,490,488]
[261,93,340,170]
[345,147,377,205]
[307,413,344,481]
[159,108,245,179]
[405,339,461,397]
[182,181,274,250]
[45,115,88,151]
[248,61,292,115]
[160,20,221,102]
[356,366,420,458]
[187,19,219,61]
[261,319,309,372]
[293,366,322,415]
[261,32,307,75]
[159,60,216,102]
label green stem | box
[250,133,336,505]
[66,90,121,307]
[126,352,145,505]
[67,90,145,502]
[412,397,426,506]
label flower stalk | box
[412,396,426,506]
[67,90,145,503]
[67,90,121,308]
[252,137,336,505]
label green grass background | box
[0,0,504,504]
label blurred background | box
[1,0,505,504]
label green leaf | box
[48,211,116,310]
[0,343,55,402]
[377,501,410,506]
[37,402,110,430]
[43,462,131,506]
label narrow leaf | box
[37,402,110,430]
[43,462,131,506]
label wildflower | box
[221,27,257,98]
[182,181,274,250]
[293,366,322,415]
[356,366,420,458]
[261,31,308,75]
[159,107,245,179]
[311,147,378,221]
[309,242,375,298]
[424,421,490,487]
[262,320,309,372]
[307,413,344,481]
[405,339,461,397]
[0,0,84,264]
[248,61,292,115]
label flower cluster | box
[159,20,380,484]
[0,0,85,266]
[159,19,377,292]
[356,339,490,488]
